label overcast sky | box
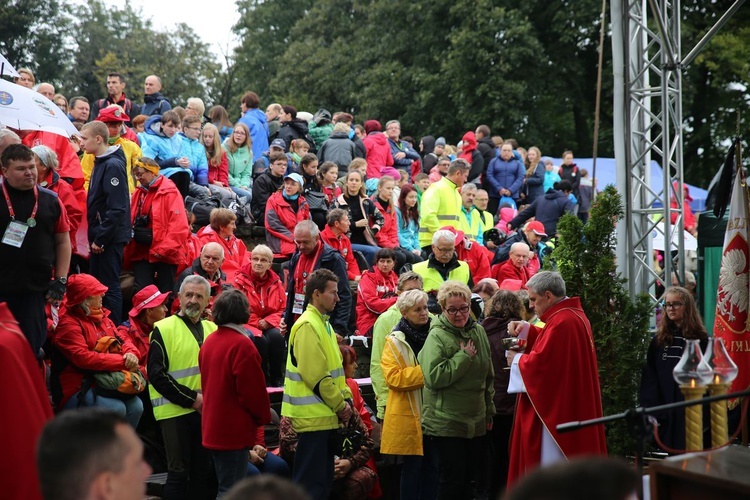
[76,0,241,57]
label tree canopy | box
[2,0,747,186]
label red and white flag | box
[714,165,750,408]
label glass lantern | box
[672,338,713,387]
[704,337,739,385]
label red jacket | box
[456,238,492,282]
[208,150,230,186]
[363,132,393,179]
[372,196,399,248]
[321,225,360,280]
[264,191,311,258]
[23,131,85,190]
[42,169,83,253]
[492,259,529,288]
[322,184,342,205]
[200,325,271,450]
[53,307,138,407]
[0,303,53,500]
[356,268,398,335]
[124,175,190,268]
[196,225,249,284]
[117,318,151,377]
[234,265,286,337]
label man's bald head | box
[509,242,530,268]
[200,242,225,275]
[144,75,162,96]
[0,129,22,156]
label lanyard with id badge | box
[2,181,38,249]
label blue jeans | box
[246,452,291,477]
[401,436,440,500]
[351,243,379,268]
[212,448,249,498]
[230,186,253,202]
[64,387,143,428]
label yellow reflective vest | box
[281,304,351,432]
[82,137,142,193]
[412,260,471,294]
[148,315,217,421]
[419,177,465,247]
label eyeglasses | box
[445,305,470,316]
[664,302,684,309]
[434,246,454,254]
[185,126,202,132]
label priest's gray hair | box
[526,271,566,298]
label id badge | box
[2,221,28,248]
[292,293,305,315]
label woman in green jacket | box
[417,280,495,500]
[222,122,253,200]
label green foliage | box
[551,186,653,456]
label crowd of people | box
[1,68,655,500]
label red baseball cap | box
[129,285,170,317]
[499,279,525,291]
[525,221,547,237]
[95,105,129,123]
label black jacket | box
[251,171,284,222]
[508,188,574,236]
[283,243,352,335]
[477,136,496,174]
[278,119,314,152]
[87,146,131,246]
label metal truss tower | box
[611,0,745,302]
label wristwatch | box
[57,277,68,285]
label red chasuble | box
[507,296,607,485]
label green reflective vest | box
[281,305,349,432]
[149,315,217,421]
[412,260,471,293]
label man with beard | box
[148,275,218,500]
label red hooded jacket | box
[264,191,312,258]
[234,265,286,337]
[41,169,83,253]
[363,132,393,179]
[53,307,139,408]
[208,149,230,186]
[320,225,360,280]
[356,267,398,335]
[124,175,190,268]
[456,237,492,282]
[372,196,399,248]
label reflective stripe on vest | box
[281,307,348,419]
[148,315,217,421]
[412,261,471,293]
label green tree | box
[60,0,221,108]
[550,186,653,456]
[0,0,70,84]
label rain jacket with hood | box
[418,314,496,438]
[459,132,485,182]
[355,267,398,335]
[234,264,286,337]
[363,123,393,179]
[238,108,269,161]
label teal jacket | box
[223,142,253,188]
[418,314,495,438]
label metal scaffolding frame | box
[611,0,746,302]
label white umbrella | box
[0,54,20,78]
[0,79,79,137]
[651,221,698,251]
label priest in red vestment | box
[492,242,530,289]
[505,271,606,486]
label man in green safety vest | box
[281,268,353,500]
[148,275,218,499]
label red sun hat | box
[66,274,108,306]
[129,285,170,318]
[439,225,465,244]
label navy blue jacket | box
[523,163,546,204]
[283,242,352,336]
[141,92,171,116]
[508,188,574,236]
[87,146,131,246]
[388,138,420,170]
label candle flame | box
[690,379,696,388]
[714,374,721,385]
